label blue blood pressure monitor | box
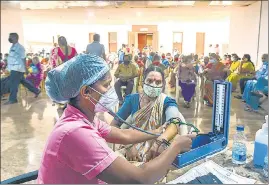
[174,81,232,168]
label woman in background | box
[49,36,77,69]
[226,54,255,91]
[202,53,227,107]
[178,55,197,108]
[111,66,188,162]
[26,56,43,89]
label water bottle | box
[232,125,247,165]
[253,115,268,166]
[264,152,268,178]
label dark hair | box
[122,44,126,48]
[152,54,161,61]
[209,53,218,60]
[143,66,165,90]
[10,33,19,39]
[182,55,193,63]
[93,34,100,42]
[243,54,255,70]
[58,36,68,62]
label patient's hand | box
[146,141,166,162]
[126,146,142,162]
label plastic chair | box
[1,170,38,184]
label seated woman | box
[202,53,227,107]
[178,55,197,108]
[38,54,194,184]
[169,55,181,88]
[226,54,255,91]
[148,54,167,79]
[242,54,268,111]
[111,66,188,162]
[26,56,43,89]
[222,54,232,68]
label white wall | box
[3,5,265,59]
[14,7,232,54]
[158,19,230,55]
[258,1,268,64]
[1,10,25,54]
[229,1,267,66]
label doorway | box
[196,32,205,56]
[173,32,183,54]
[138,33,153,52]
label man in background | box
[114,54,138,105]
[4,33,40,105]
[85,34,106,60]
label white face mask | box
[209,59,217,63]
[89,87,119,113]
[143,83,162,98]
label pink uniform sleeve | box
[57,126,118,181]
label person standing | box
[4,33,40,105]
[85,34,106,60]
[114,54,138,105]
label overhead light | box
[11,1,19,3]
[209,1,232,6]
[95,1,110,7]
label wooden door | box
[138,34,147,52]
[128,31,135,48]
[173,32,183,54]
[108,32,117,52]
[89,33,95,43]
[152,32,159,52]
[196,32,205,56]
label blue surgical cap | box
[45,54,110,103]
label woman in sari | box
[242,54,268,111]
[226,54,255,91]
[49,36,77,69]
[202,53,227,107]
[178,55,197,108]
[26,56,43,88]
[111,66,188,162]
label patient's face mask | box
[209,59,217,63]
[143,82,163,98]
[88,87,119,113]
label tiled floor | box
[1,81,267,181]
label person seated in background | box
[111,66,188,162]
[235,54,268,100]
[148,54,166,72]
[227,54,240,76]
[114,54,138,105]
[239,54,268,111]
[178,55,197,108]
[145,52,155,69]
[222,54,232,68]
[3,53,9,63]
[26,56,43,89]
[169,55,182,88]
[192,54,200,75]
[202,53,227,107]
[161,53,170,69]
[226,54,255,91]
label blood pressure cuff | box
[177,173,223,184]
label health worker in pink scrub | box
[38,54,195,184]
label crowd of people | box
[0,32,268,184]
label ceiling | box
[1,1,258,10]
